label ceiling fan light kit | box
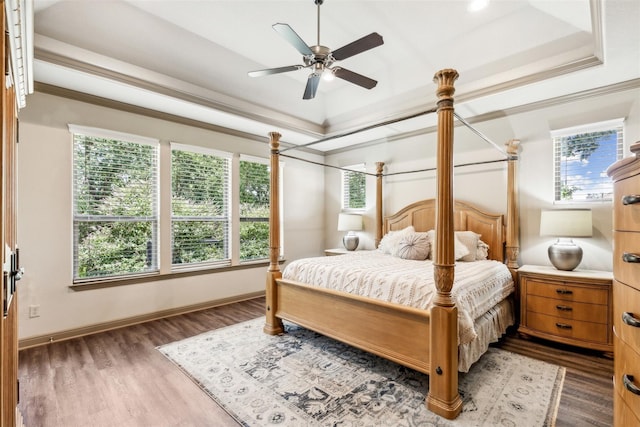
[248,0,384,100]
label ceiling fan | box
[248,0,384,100]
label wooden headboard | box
[383,199,505,262]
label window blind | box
[342,164,366,210]
[239,155,270,262]
[552,119,623,202]
[171,143,231,267]
[71,125,159,280]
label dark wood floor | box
[18,297,613,427]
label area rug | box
[158,317,565,426]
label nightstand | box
[324,248,350,256]
[518,264,613,353]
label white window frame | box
[551,118,624,204]
[70,127,285,285]
[341,163,366,212]
[170,143,232,270]
[238,154,272,264]
[70,124,160,282]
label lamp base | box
[548,239,583,271]
[343,232,359,251]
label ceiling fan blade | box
[334,68,378,89]
[273,23,314,56]
[303,74,321,100]
[331,32,384,61]
[248,65,301,77]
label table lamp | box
[338,213,363,251]
[540,209,592,271]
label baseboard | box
[16,408,25,427]
[18,291,265,350]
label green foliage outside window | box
[343,167,366,210]
[171,150,229,265]
[347,171,366,209]
[239,160,270,261]
[74,134,274,280]
[74,136,157,279]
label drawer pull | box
[555,322,572,329]
[622,252,640,263]
[622,194,640,205]
[556,289,573,295]
[623,375,640,396]
[623,312,640,328]
[556,305,573,311]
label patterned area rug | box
[158,318,564,426]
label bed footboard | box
[275,278,431,374]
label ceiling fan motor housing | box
[305,45,334,70]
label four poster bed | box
[264,69,521,420]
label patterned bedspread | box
[282,250,514,346]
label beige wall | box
[17,92,325,340]
[325,86,640,272]
[17,83,640,341]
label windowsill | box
[553,199,613,205]
[69,258,286,291]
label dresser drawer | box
[526,279,609,305]
[525,312,609,344]
[613,231,640,291]
[613,336,640,422]
[526,294,608,324]
[614,280,640,350]
[613,172,640,232]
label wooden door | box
[0,1,20,425]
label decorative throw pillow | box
[455,231,481,262]
[378,226,415,254]
[476,240,490,260]
[396,232,430,260]
[426,229,471,261]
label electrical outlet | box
[28,305,40,318]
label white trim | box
[239,153,269,165]
[170,141,232,158]
[550,118,625,138]
[5,0,34,108]
[68,124,159,146]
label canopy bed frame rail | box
[264,69,520,420]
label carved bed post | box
[505,139,521,277]
[264,132,284,335]
[427,69,463,420]
[375,161,384,248]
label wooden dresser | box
[518,264,613,352]
[607,141,640,427]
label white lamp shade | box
[337,213,363,231]
[540,209,592,237]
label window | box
[71,125,278,283]
[552,119,623,202]
[171,144,231,268]
[342,164,366,210]
[239,156,270,262]
[71,125,159,280]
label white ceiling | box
[31,0,640,152]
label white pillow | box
[426,229,470,261]
[455,231,481,262]
[396,232,430,260]
[378,226,415,255]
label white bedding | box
[282,250,514,350]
